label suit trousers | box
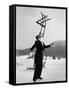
[33,55,43,80]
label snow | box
[16,55,66,83]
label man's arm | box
[43,43,51,48]
[30,41,36,51]
[43,42,54,48]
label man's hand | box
[51,43,54,47]
[29,49,31,56]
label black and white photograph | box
[15,5,67,84]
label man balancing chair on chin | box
[30,34,54,82]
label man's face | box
[39,35,44,41]
[38,35,41,40]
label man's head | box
[36,35,41,40]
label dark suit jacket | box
[30,40,51,52]
[30,40,51,63]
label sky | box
[16,6,66,50]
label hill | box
[16,40,66,57]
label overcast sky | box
[16,6,66,50]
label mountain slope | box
[16,40,66,57]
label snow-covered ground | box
[16,54,66,83]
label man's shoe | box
[39,77,43,80]
[33,78,36,82]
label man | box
[30,35,54,82]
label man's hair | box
[36,35,40,40]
